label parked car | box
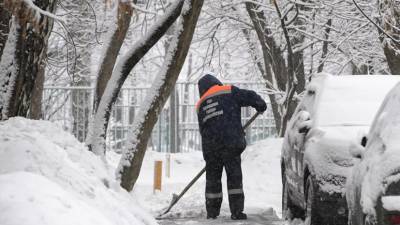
[347,82,400,225]
[281,74,400,225]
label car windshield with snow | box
[281,74,400,225]
[347,81,400,225]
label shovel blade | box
[156,193,180,219]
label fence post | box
[166,153,171,178]
[175,87,180,152]
[169,85,179,153]
[158,111,162,152]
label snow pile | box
[360,154,400,214]
[129,138,284,219]
[241,138,284,214]
[348,82,400,216]
[0,117,157,225]
[304,126,359,194]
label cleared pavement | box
[158,208,284,225]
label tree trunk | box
[30,62,45,119]
[1,0,57,120]
[378,0,400,74]
[87,0,185,156]
[272,0,297,137]
[118,0,204,192]
[246,2,306,137]
[0,18,19,120]
[245,3,283,132]
[317,18,332,73]
[382,45,400,74]
[0,0,11,58]
[169,86,179,153]
[93,0,135,112]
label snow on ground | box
[119,138,291,223]
[0,117,305,225]
[0,117,157,225]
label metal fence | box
[42,81,276,152]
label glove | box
[256,100,267,112]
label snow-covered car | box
[347,81,400,225]
[281,74,400,225]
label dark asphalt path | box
[158,208,284,225]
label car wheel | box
[282,175,305,220]
[305,176,323,225]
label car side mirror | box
[299,125,310,134]
[361,136,368,147]
[349,135,367,159]
[297,111,312,134]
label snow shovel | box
[156,111,262,219]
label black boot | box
[231,212,247,220]
[207,213,218,219]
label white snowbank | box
[304,126,359,194]
[129,138,284,219]
[0,117,157,225]
[0,172,112,225]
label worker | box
[196,74,267,220]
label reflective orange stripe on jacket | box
[196,85,232,112]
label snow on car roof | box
[312,75,400,127]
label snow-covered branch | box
[4,0,62,24]
[352,0,399,44]
[86,0,185,156]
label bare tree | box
[0,0,11,58]
[0,0,57,120]
[317,18,333,73]
[86,0,185,155]
[378,0,400,74]
[93,0,135,112]
[118,0,204,192]
[61,0,98,141]
[245,1,306,136]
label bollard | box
[154,160,162,193]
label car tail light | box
[388,215,400,225]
